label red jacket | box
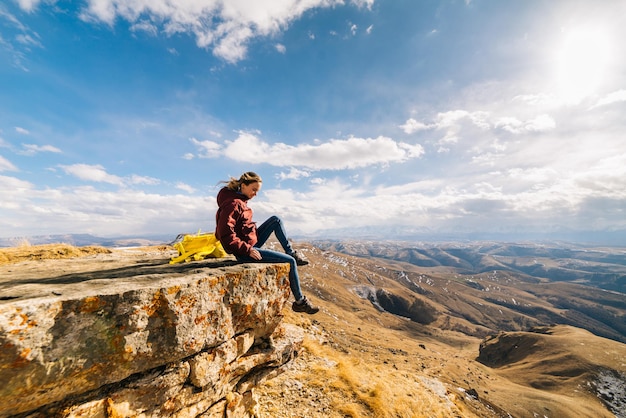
[215,187,258,256]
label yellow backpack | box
[169,232,227,264]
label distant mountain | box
[307,240,626,343]
[0,233,175,248]
[312,239,626,294]
[299,225,626,246]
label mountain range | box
[253,239,626,417]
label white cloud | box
[0,183,212,237]
[399,118,432,134]
[130,20,158,36]
[494,117,522,133]
[495,114,555,134]
[0,175,32,203]
[524,114,555,132]
[403,110,492,152]
[277,167,311,181]
[15,0,42,13]
[58,164,167,188]
[471,152,503,167]
[176,182,196,193]
[221,131,424,170]
[275,43,286,54]
[366,24,373,34]
[129,174,160,185]
[591,89,626,109]
[352,0,375,9]
[190,137,222,158]
[66,0,373,63]
[254,158,626,236]
[15,33,42,48]
[59,163,125,186]
[0,155,18,172]
[15,126,30,134]
[0,8,41,70]
[21,143,62,155]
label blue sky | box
[1,0,626,242]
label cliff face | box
[0,253,302,417]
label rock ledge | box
[0,254,301,417]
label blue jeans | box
[235,216,303,301]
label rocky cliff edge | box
[0,250,303,417]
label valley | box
[257,240,626,417]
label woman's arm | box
[216,201,254,256]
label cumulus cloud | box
[189,131,424,170]
[189,137,222,158]
[402,110,556,156]
[216,131,424,170]
[399,118,432,134]
[25,0,373,63]
[59,163,125,186]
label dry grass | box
[0,243,111,266]
[258,306,479,417]
[300,337,450,418]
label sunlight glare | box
[555,26,611,104]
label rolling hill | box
[257,240,626,417]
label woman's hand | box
[249,248,262,260]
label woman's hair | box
[224,171,262,191]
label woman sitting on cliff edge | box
[215,171,319,315]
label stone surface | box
[0,252,302,417]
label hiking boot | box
[292,296,319,315]
[291,250,309,266]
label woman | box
[215,171,319,315]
